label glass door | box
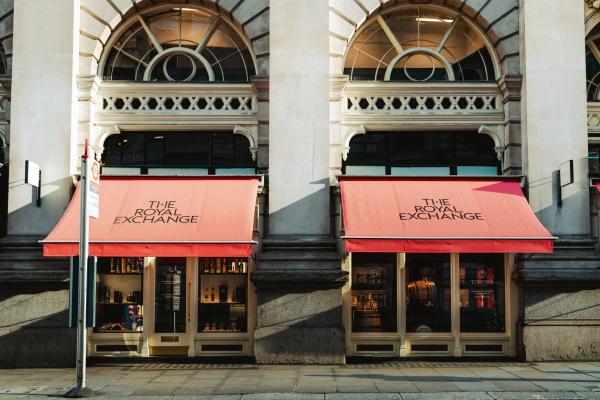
[148,257,192,356]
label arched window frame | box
[97,4,258,83]
[342,4,501,83]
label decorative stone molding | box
[478,125,506,161]
[587,0,600,9]
[330,75,349,101]
[341,82,504,128]
[498,75,522,103]
[94,125,121,156]
[233,125,259,161]
[341,124,366,161]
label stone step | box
[261,236,338,252]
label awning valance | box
[339,177,554,254]
[43,176,259,257]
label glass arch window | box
[586,29,600,101]
[344,6,496,82]
[102,7,256,82]
[102,132,256,175]
[344,132,499,176]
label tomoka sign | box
[113,200,200,224]
[398,198,484,221]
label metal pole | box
[66,151,91,398]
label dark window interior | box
[102,131,255,174]
[344,131,499,175]
[0,148,6,236]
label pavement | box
[1,361,600,399]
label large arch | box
[79,0,269,78]
[329,0,519,79]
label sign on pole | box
[89,157,100,219]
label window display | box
[459,254,505,332]
[198,257,248,332]
[95,257,144,333]
[405,254,451,333]
[155,258,186,333]
[351,253,397,332]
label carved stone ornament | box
[588,0,600,9]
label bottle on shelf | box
[216,258,221,274]
[242,260,247,273]
[116,258,122,274]
[231,289,236,304]
[203,259,209,274]
[110,258,115,273]
[210,287,215,303]
[126,258,132,273]
[204,288,209,303]
[232,258,237,273]
[210,259,215,274]
[237,259,243,274]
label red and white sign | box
[88,157,100,219]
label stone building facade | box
[0,0,599,366]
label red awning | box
[339,177,555,253]
[43,176,259,257]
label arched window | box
[586,27,600,101]
[344,132,499,176]
[102,132,256,175]
[344,6,496,82]
[102,7,256,82]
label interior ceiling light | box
[416,17,454,23]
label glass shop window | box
[95,257,144,333]
[351,253,397,333]
[459,254,505,333]
[198,257,248,333]
[405,254,451,333]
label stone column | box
[7,0,79,235]
[520,0,589,236]
[268,0,330,235]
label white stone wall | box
[7,0,79,235]
[268,0,331,235]
[521,0,590,235]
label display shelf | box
[199,272,247,275]
[199,302,246,306]
[98,272,143,276]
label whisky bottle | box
[210,259,215,274]
[216,258,221,274]
[210,287,215,302]
[237,260,243,274]
[116,258,122,274]
[126,259,131,273]
[231,289,236,304]
[204,288,209,303]
[110,258,115,273]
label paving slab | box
[402,393,495,400]
[489,392,586,400]
[326,393,402,400]
[242,394,324,400]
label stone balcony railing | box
[588,102,600,134]
[94,82,258,126]
[341,82,505,126]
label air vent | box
[411,344,448,352]
[201,344,243,352]
[465,344,503,352]
[96,344,138,352]
[356,344,394,352]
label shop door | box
[148,257,193,356]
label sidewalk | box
[1,361,600,399]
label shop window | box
[198,257,248,333]
[459,254,505,333]
[351,253,397,333]
[155,258,186,333]
[344,6,496,82]
[344,131,499,176]
[102,8,255,82]
[405,254,451,333]
[102,131,256,175]
[95,257,144,333]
